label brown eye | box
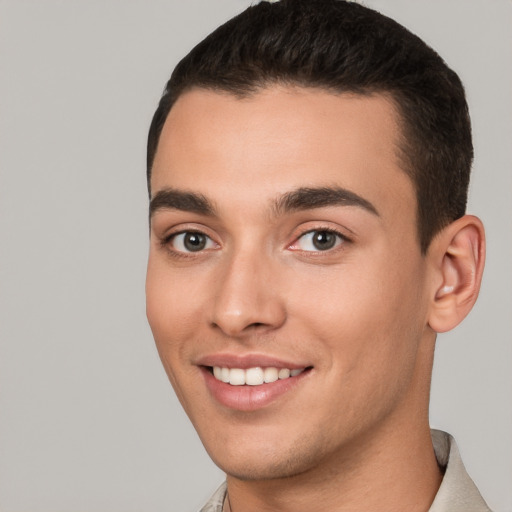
[171,232,215,252]
[312,231,337,250]
[296,230,344,251]
[183,233,207,251]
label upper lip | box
[195,353,310,370]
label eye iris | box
[312,231,337,250]
[184,232,206,251]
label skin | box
[146,86,485,512]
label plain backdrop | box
[0,1,510,511]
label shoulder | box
[197,482,227,512]
[430,430,492,512]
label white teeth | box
[212,366,306,385]
[263,367,279,383]
[229,368,246,386]
[246,367,264,386]
[278,368,290,379]
[221,367,230,383]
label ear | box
[427,215,485,333]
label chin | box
[203,430,327,482]
[214,454,313,482]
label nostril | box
[210,297,287,336]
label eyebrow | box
[150,188,216,217]
[149,185,379,219]
[272,186,379,217]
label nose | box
[210,249,287,338]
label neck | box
[224,422,442,512]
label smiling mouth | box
[209,366,311,386]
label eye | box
[170,231,217,253]
[294,230,344,252]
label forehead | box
[151,86,415,221]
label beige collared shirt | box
[429,430,491,512]
[199,430,491,512]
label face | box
[146,87,435,481]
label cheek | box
[146,256,206,341]
[145,261,200,388]
[345,264,427,387]
[146,259,204,407]
[289,251,427,375]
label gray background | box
[0,0,510,511]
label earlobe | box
[427,215,485,333]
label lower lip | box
[201,367,310,411]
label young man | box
[145,1,489,510]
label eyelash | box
[159,226,350,258]
[160,230,218,259]
[289,227,350,253]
